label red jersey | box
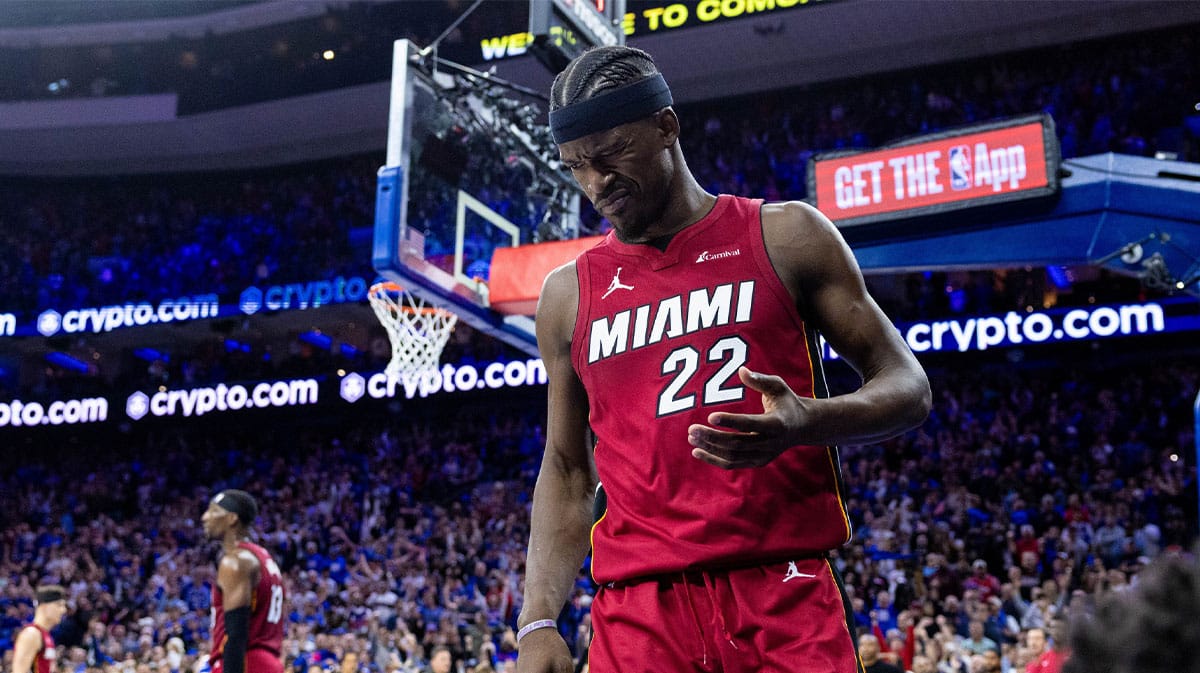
[211,541,285,670]
[25,624,56,673]
[573,194,852,583]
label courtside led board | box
[809,114,1060,227]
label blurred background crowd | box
[1,352,1196,673]
[1,24,1196,321]
[1,2,1198,673]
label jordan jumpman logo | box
[602,267,635,299]
[783,561,817,582]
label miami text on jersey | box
[588,280,756,363]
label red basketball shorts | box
[211,648,284,673]
[587,557,862,673]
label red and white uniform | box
[25,624,56,673]
[574,194,852,584]
[211,541,285,673]
[575,195,862,673]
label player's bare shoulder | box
[15,623,42,648]
[760,200,849,294]
[540,260,580,301]
[537,260,580,346]
[219,547,260,581]
[761,200,841,250]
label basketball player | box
[11,585,69,673]
[517,46,931,673]
[202,489,286,673]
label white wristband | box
[516,619,557,644]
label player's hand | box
[515,628,574,673]
[687,366,811,469]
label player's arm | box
[11,625,43,673]
[689,201,930,467]
[217,551,258,673]
[517,262,596,673]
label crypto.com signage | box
[0,274,376,338]
[3,300,1197,431]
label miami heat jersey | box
[573,194,852,583]
[211,541,285,668]
[28,624,55,673]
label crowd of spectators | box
[0,389,547,673]
[1,18,1199,672]
[0,348,1196,673]
[3,25,1195,328]
[834,353,1197,673]
[0,155,376,322]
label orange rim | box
[369,281,404,294]
[369,282,456,317]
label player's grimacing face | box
[558,116,671,242]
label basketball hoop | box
[368,282,458,379]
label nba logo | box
[949,145,972,190]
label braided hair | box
[549,46,661,112]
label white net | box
[368,282,458,379]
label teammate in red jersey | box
[11,585,68,673]
[202,489,286,673]
[518,46,931,673]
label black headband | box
[213,489,258,525]
[549,73,674,144]
[36,586,66,604]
